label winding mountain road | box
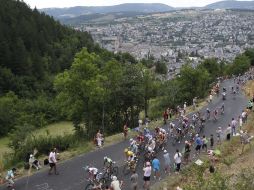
[0,79,248,190]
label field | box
[0,122,74,157]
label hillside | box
[0,0,96,97]
[205,0,254,10]
[40,3,174,19]
[60,12,149,25]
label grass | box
[0,137,11,156]
[0,122,74,155]
[33,121,74,137]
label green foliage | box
[155,60,167,74]
[54,49,159,137]
[244,48,254,66]
[0,92,19,136]
[8,124,78,165]
[177,64,211,102]
[234,169,254,189]
[183,165,229,190]
[226,55,251,75]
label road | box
[0,79,248,190]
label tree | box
[227,55,250,75]
[54,48,106,137]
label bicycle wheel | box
[123,164,130,175]
[99,177,107,188]
[112,166,118,176]
[85,183,94,190]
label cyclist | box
[236,85,239,93]
[213,109,218,121]
[125,150,137,170]
[85,166,99,181]
[222,91,226,100]
[136,132,145,145]
[147,138,156,152]
[129,139,138,154]
[221,103,225,114]
[104,156,113,168]
[192,114,198,126]
[206,108,210,120]
[5,168,16,190]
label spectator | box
[231,118,237,136]
[174,149,182,173]
[202,135,208,152]
[183,141,191,164]
[48,148,59,175]
[96,130,103,148]
[238,116,243,130]
[226,124,231,140]
[29,154,41,170]
[5,168,16,190]
[143,162,151,190]
[216,127,222,145]
[195,134,202,155]
[152,156,161,180]
[210,134,214,149]
[110,176,123,190]
[130,170,138,190]
[163,150,171,174]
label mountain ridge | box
[205,0,254,9]
[40,3,174,19]
[41,1,254,20]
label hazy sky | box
[23,0,253,8]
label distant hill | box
[205,0,254,10]
[60,12,149,25]
[41,3,174,19]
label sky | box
[23,0,253,8]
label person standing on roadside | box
[163,150,171,174]
[123,124,128,140]
[209,93,213,103]
[183,141,191,164]
[143,162,152,190]
[174,149,182,173]
[210,134,214,149]
[110,176,123,190]
[238,116,243,130]
[152,156,161,180]
[231,118,237,136]
[130,170,138,190]
[202,135,208,152]
[48,148,59,175]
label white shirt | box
[89,167,98,175]
[231,120,237,127]
[239,118,243,126]
[143,166,152,177]
[111,180,121,190]
[49,152,57,163]
[174,153,182,164]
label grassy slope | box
[0,122,74,156]
[151,80,254,190]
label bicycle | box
[122,159,137,175]
[84,168,107,190]
[103,161,118,181]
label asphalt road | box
[0,79,248,190]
